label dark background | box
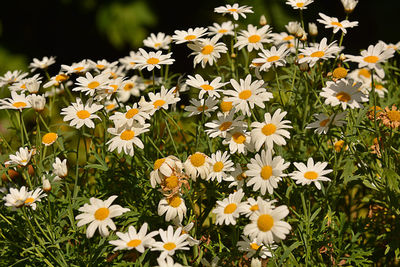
[1,0,399,74]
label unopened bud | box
[42,178,51,192]
[299,62,309,72]
[259,15,267,26]
[339,53,346,61]
[28,94,46,111]
[308,22,318,37]
[341,0,358,14]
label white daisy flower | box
[119,51,142,70]
[5,147,34,166]
[214,3,253,20]
[41,132,58,147]
[61,98,103,129]
[306,112,347,134]
[239,197,277,218]
[0,70,28,87]
[317,13,358,34]
[133,48,175,71]
[140,86,181,116]
[252,45,290,71]
[3,186,29,208]
[24,187,47,210]
[243,200,291,244]
[223,127,253,155]
[107,124,150,157]
[345,42,395,79]
[219,97,234,114]
[246,149,290,195]
[286,0,314,9]
[52,157,68,178]
[271,32,295,46]
[226,163,246,189]
[207,150,235,182]
[29,56,56,71]
[184,152,212,181]
[171,219,199,246]
[378,40,400,52]
[298,38,341,67]
[43,73,69,88]
[61,60,90,74]
[157,256,183,267]
[150,156,183,188]
[172,27,208,44]
[143,32,172,50]
[109,103,150,129]
[212,189,245,225]
[250,109,292,151]
[151,225,190,260]
[290,157,333,190]
[117,75,145,102]
[75,195,130,238]
[320,79,368,110]
[234,24,273,52]
[109,223,158,252]
[205,111,246,138]
[237,235,277,259]
[184,97,218,117]
[88,59,118,72]
[0,91,31,111]
[158,194,187,223]
[185,74,228,99]
[224,74,273,117]
[73,72,110,96]
[208,21,235,38]
[187,36,228,68]
[9,74,42,94]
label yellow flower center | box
[364,56,379,63]
[94,207,110,221]
[125,108,139,119]
[42,132,58,145]
[120,130,135,141]
[358,68,371,78]
[96,64,105,69]
[224,203,237,214]
[147,58,160,65]
[296,2,304,7]
[167,195,182,208]
[154,158,166,170]
[184,35,196,41]
[262,123,277,136]
[200,84,214,91]
[213,161,224,172]
[197,105,208,112]
[331,21,343,27]
[127,239,141,247]
[238,90,252,100]
[76,110,90,119]
[374,84,384,90]
[220,101,233,112]
[228,8,237,12]
[267,55,280,62]
[109,84,119,93]
[250,243,261,250]
[202,45,214,55]
[124,83,134,91]
[332,67,348,78]
[163,242,177,251]
[74,67,84,72]
[154,43,161,48]
[388,110,400,122]
[248,35,261,43]
[334,140,345,152]
[311,51,325,58]
[304,171,318,180]
[12,102,27,108]
[106,104,115,110]
[190,153,206,167]
[336,91,351,102]
[261,165,273,180]
[219,121,232,131]
[218,29,228,33]
[55,74,68,82]
[283,35,294,41]
[319,119,330,127]
[250,204,259,211]
[232,132,246,144]
[24,197,34,204]
[153,99,166,109]
[257,214,274,232]
[165,175,179,189]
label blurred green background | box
[1,0,399,75]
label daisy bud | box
[26,79,41,94]
[295,27,306,39]
[259,15,267,26]
[231,53,237,58]
[28,94,46,111]
[42,177,51,192]
[308,22,318,37]
[285,21,301,35]
[299,62,309,72]
[339,53,346,61]
[251,258,262,267]
[341,0,358,14]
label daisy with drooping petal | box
[298,38,341,67]
[207,150,235,182]
[61,98,103,129]
[286,0,314,9]
[234,25,272,52]
[251,109,292,151]
[226,163,247,189]
[0,91,31,111]
[172,27,208,44]
[320,79,368,110]
[109,223,158,252]
[345,42,395,79]
[28,94,46,111]
[150,156,183,188]
[214,3,253,20]
[205,111,246,138]
[41,132,58,146]
[317,13,358,34]
[306,112,347,134]
[117,75,145,102]
[75,195,130,238]
[184,97,218,117]
[237,235,277,259]
[184,152,212,181]
[143,32,172,50]
[380,105,400,129]
[3,186,29,208]
[185,74,228,99]
[109,103,150,129]
[243,200,291,244]
[223,127,253,155]
[151,225,189,260]
[5,147,34,166]
[133,48,175,71]
[252,45,290,71]
[158,194,187,223]
[187,36,228,68]
[29,56,56,71]
[212,189,245,225]
[43,73,69,88]
[140,86,181,116]
[24,187,46,210]
[107,124,150,157]
[53,157,68,178]
[224,74,273,117]
[290,158,332,190]
[208,21,235,38]
[246,149,290,195]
